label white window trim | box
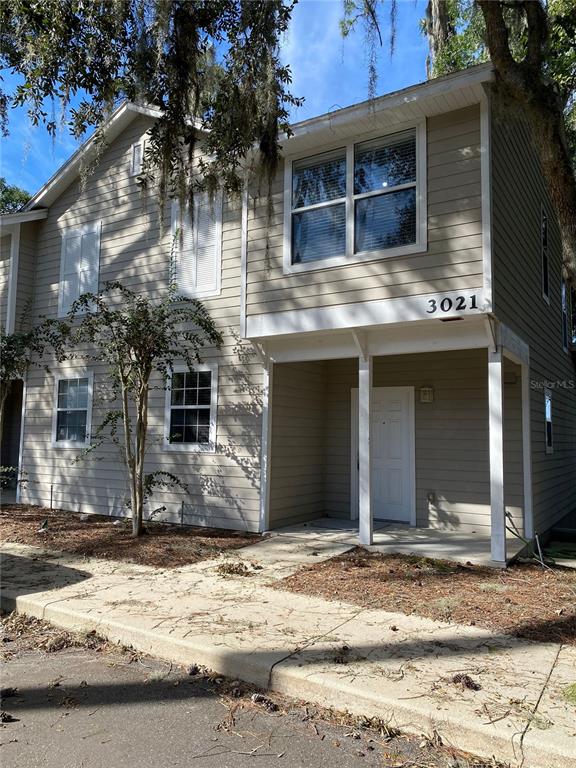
[170,195,223,299]
[282,120,427,274]
[544,387,553,454]
[541,204,550,305]
[163,363,218,453]
[130,140,145,177]
[58,221,102,318]
[51,371,94,449]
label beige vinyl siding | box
[14,222,38,331]
[269,362,325,527]
[491,98,576,535]
[20,115,264,532]
[246,105,483,317]
[269,350,524,535]
[0,234,11,327]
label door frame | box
[350,386,416,526]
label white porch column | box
[488,348,506,563]
[521,362,534,540]
[358,356,373,546]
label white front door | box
[351,386,415,524]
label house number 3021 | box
[426,294,478,314]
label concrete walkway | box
[1,541,574,768]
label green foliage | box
[0,176,31,213]
[0,1,302,207]
[52,281,222,535]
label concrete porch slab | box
[268,518,527,567]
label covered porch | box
[258,319,533,566]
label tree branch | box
[523,0,548,71]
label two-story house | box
[1,63,575,566]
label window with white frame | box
[544,387,553,454]
[171,195,222,298]
[59,223,101,316]
[130,140,145,176]
[52,375,92,447]
[287,127,423,269]
[541,207,549,302]
[165,365,217,450]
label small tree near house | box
[54,281,222,538]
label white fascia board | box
[0,209,48,228]
[247,288,489,339]
[286,64,494,142]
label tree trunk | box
[477,0,576,281]
[132,381,149,538]
[120,380,139,537]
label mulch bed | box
[0,504,260,568]
[278,547,576,645]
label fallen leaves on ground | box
[0,505,260,568]
[277,548,576,645]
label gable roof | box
[25,63,494,211]
[25,102,162,211]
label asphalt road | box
[0,619,479,768]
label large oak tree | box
[1,0,574,275]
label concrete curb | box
[2,588,573,768]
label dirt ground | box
[278,548,576,645]
[0,612,506,768]
[0,504,260,568]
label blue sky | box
[0,0,428,196]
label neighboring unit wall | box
[20,115,264,531]
[15,222,38,331]
[491,97,576,534]
[269,361,325,527]
[0,234,10,327]
[246,105,483,318]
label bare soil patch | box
[278,548,576,645]
[0,504,260,568]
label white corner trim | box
[282,120,427,275]
[163,362,218,453]
[240,184,248,337]
[258,360,273,532]
[480,93,493,313]
[247,288,487,339]
[5,223,20,333]
[51,370,94,449]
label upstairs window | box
[165,365,217,451]
[286,126,424,271]
[59,223,101,316]
[171,194,222,298]
[544,388,553,454]
[541,207,549,302]
[52,374,92,447]
[130,141,145,176]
